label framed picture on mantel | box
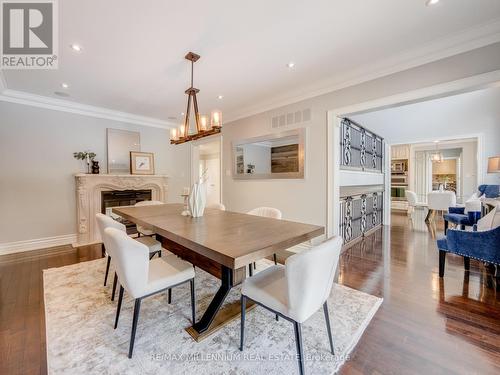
[130,151,155,175]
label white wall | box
[222,43,500,228]
[0,101,190,245]
[352,87,500,186]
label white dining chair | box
[240,236,343,375]
[134,200,164,236]
[426,191,456,222]
[207,203,226,211]
[96,213,163,301]
[104,227,196,358]
[405,190,427,217]
[246,207,283,275]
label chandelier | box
[170,52,222,145]
[430,141,444,163]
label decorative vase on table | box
[188,182,206,217]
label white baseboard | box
[0,234,77,255]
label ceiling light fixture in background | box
[70,44,82,52]
[426,0,440,6]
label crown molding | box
[224,17,500,123]
[0,89,178,129]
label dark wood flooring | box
[0,210,498,374]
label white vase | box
[188,182,206,217]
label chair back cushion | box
[285,236,343,323]
[103,227,149,298]
[479,184,500,199]
[95,213,126,256]
[405,191,417,206]
[247,207,282,220]
[427,191,456,210]
[477,207,498,231]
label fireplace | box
[101,190,152,235]
[74,174,168,246]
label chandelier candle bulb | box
[200,115,209,131]
[170,128,178,141]
[211,110,222,128]
[179,124,186,138]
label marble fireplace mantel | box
[74,174,168,247]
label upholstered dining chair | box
[134,200,164,236]
[246,207,283,275]
[405,190,427,217]
[239,236,342,375]
[103,227,196,358]
[426,191,456,222]
[96,213,163,301]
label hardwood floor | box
[0,210,498,374]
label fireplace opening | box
[101,190,152,235]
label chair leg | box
[464,257,470,271]
[240,295,246,351]
[273,253,277,265]
[128,299,142,359]
[190,279,196,324]
[158,250,162,258]
[253,262,256,270]
[323,302,335,355]
[248,264,253,277]
[114,286,124,329]
[425,209,433,223]
[293,322,305,375]
[168,288,172,304]
[444,220,448,235]
[104,255,111,286]
[439,250,446,278]
[111,272,118,301]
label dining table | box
[112,203,324,341]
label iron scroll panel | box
[340,118,383,172]
[340,192,383,244]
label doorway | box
[191,137,222,207]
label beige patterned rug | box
[43,258,382,374]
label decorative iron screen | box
[339,192,384,244]
[340,118,384,172]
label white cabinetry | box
[391,145,410,160]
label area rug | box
[43,258,382,374]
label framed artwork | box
[130,151,155,175]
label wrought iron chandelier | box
[170,52,222,145]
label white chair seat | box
[135,236,162,253]
[144,256,195,297]
[241,265,289,318]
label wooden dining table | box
[112,203,324,341]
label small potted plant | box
[73,151,96,174]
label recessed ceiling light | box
[70,44,82,52]
[434,140,440,143]
[61,83,69,89]
[217,95,224,100]
[181,112,185,116]
[425,0,440,6]
[286,62,295,69]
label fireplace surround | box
[74,174,168,246]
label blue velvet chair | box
[443,185,499,234]
[436,226,500,277]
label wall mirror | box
[107,129,141,174]
[232,128,305,179]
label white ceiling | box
[2,0,500,126]
[350,85,500,144]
